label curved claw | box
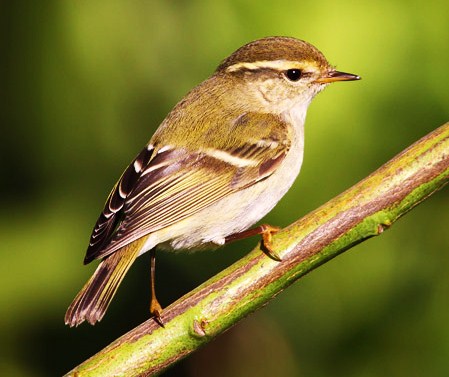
[150,297,165,328]
[225,223,282,261]
[259,224,282,261]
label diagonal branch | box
[65,122,449,377]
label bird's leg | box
[225,224,282,261]
[150,249,164,327]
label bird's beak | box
[315,70,361,84]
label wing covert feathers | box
[83,112,291,263]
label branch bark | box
[65,122,449,377]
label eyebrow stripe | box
[226,60,300,73]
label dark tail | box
[65,242,141,327]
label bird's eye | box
[285,69,302,81]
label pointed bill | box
[315,70,361,84]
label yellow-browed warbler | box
[65,36,360,327]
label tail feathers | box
[65,242,141,327]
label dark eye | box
[285,69,302,81]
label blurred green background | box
[2,1,449,376]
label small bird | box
[65,36,360,327]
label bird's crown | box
[216,36,331,73]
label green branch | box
[65,122,449,377]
